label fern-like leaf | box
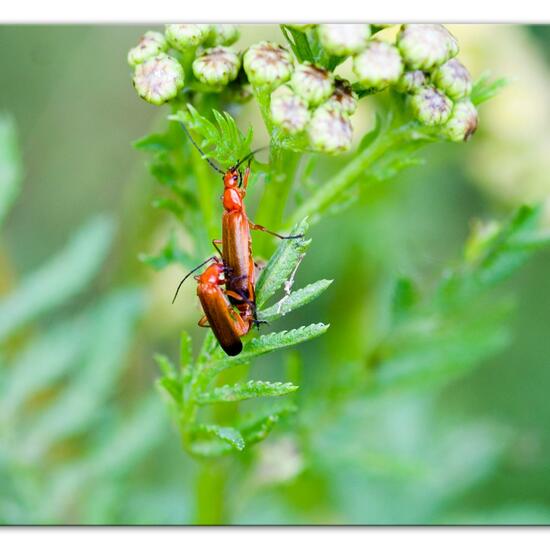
[255,218,311,307]
[197,381,298,404]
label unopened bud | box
[353,40,403,90]
[165,24,210,50]
[307,105,353,154]
[325,79,357,115]
[394,69,427,94]
[318,24,371,56]
[270,85,310,134]
[442,98,478,141]
[208,24,240,47]
[397,24,458,71]
[133,54,184,105]
[409,86,453,126]
[243,41,294,89]
[291,62,334,106]
[192,46,240,88]
[432,58,472,100]
[127,31,168,67]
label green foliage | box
[155,224,330,458]
[0,216,114,340]
[170,105,253,168]
[0,113,22,226]
[197,381,298,405]
[470,72,510,106]
[369,205,550,390]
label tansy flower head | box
[192,46,241,88]
[270,85,310,134]
[127,31,167,67]
[353,40,403,90]
[318,24,371,56]
[307,105,353,154]
[243,41,294,89]
[397,24,458,71]
[409,86,453,126]
[133,54,184,105]
[290,62,334,106]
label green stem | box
[287,123,428,228]
[255,146,300,257]
[191,148,219,247]
[195,459,227,524]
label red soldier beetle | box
[178,121,302,323]
[172,256,250,357]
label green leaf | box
[157,376,183,405]
[280,25,314,63]
[138,231,194,270]
[438,205,543,306]
[170,106,253,167]
[211,323,329,370]
[239,402,297,445]
[0,216,114,341]
[179,331,193,370]
[391,277,419,324]
[154,354,176,378]
[260,279,333,322]
[194,424,245,451]
[197,380,298,405]
[255,218,311,308]
[133,132,174,152]
[470,72,509,106]
[374,304,511,390]
[0,315,89,420]
[0,113,22,226]
[17,289,144,461]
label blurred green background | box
[1,24,550,525]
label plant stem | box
[255,146,300,257]
[287,123,428,228]
[195,459,227,524]
[191,147,219,247]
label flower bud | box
[318,24,371,56]
[325,79,357,115]
[192,46,240,88]
[243,41,294,89]
[442,98,478,142]
[353,40,403,90]
[394,70,427,94]
[307,105,353,154]
[396,24,458,71]
[133,54,184,105]
[165,24,210,50]
[431,58,472,100]
[409,86,453,126]
[290,62,334,106]
[208,24,240,47]
[270,85,310,134]
[127,31,168,67]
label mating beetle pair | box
[172,122,301,356]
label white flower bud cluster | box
[127,23,479,144]
[263,56,355,154]
[394,24,478,140]
[128,24,243,105]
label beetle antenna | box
[178,121,225,175]
[172,256,217,304]
[235,146,269,170]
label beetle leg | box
[198,315,210,328]
[249,221,303,240]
